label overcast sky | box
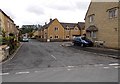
[0,0,91,27]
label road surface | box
[1,39,119,82]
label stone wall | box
[0,45,9,62]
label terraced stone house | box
[85,1,119,49]
[38,18,85,41]
[0,9,19,37]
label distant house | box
[0,9,19,37]
[85,2,119,49]
[37,18,85,41]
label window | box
[50,36,52,39]
[109,9,118,18]
[89,15,94,23]
[66,35,69,38]
[90,31,96,38]
[55,27,58,31]
[55,36,59,39]
[0,19,1,35]
[7,20,10,28]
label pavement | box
[62,42,119,59]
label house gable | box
[47,18,65,39]
[85,2,119,49]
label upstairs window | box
[0,19,1,34]
[89,14,94,23]
[55,27,58,31]
[109,8,118,18]
[66,26,70,30]
[0,19,1,28]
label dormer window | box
[66,26,70,30]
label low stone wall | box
[0,45,9,62]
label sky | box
[0,0,91,27]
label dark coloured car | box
[73,36,93,47]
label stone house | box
[85,2,119,49]
[37,18,85,41]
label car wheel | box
[74,43,77,46]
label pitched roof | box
[77,22,85,30]
[60,23,77,29]
[60,22,85,30]
[0,9,14,22]
[84,2,92,20]
[41,19,55,30]
[40,18,85,30]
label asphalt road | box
[1,39,119,82]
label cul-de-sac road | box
[1,39,119,82]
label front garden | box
[0,33,20,55]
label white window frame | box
[55,35,59,39]
[109,8,118,18]
[89,15,94,23]
[90,31,96,38]
[0,19,1,35]
[55,27,58,31]
[66,35,69,38]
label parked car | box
[73,36,93,47]
[22,37,29,42]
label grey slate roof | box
[77,22,85,30]
[60,22,85,30]
[60,23,77,29]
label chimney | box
[45,22,47,25]
[50,18,52,22]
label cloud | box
[1,9,16,19]
[75,2,90,10]
[26,5,45,15]
[48,4,73,11]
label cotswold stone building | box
[37,18,85,41]
[0,9,19,37]
[85,2,119,49]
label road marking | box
[16,71,30,74]
[34,71,45,73]
[103,67,109,69]
[67,66,75,68]
[109,63,119,66]
[94,64,104,66]
[93,53,97,55]
[67,69,72,71]
[114,66,119,69]
[0,73,9,76]
[51,55,56,60]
